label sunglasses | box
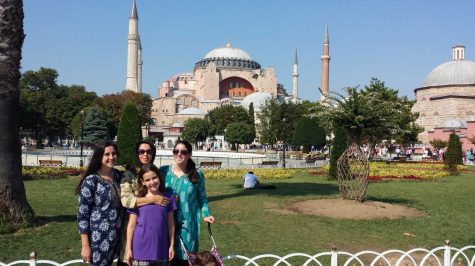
[138,149,153,155]
[173,149,189,156]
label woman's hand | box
[123,248,133,266]
[80,244,92,264]
[153,194,170,206]
[203,215,215,224]
[168,246,175,261]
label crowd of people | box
[76,140,218,266]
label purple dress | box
[128,194,176,261]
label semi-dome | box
[241,92,272,111]
[422,60,475,87]
[195,41,261,70]
[178,107,207,116]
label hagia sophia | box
[124,0,474,151]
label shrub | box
[445,132,463,172]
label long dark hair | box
[134,141,156,166]
[125,141,157,171]
[136,164,165,197]
[174,140,198,184]
[75,141,119,194]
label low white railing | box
[2,242,474,266]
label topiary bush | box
[116,102,142,167]
[445,132,463,173]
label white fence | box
[3,242,475,266]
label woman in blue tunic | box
[76,141,123,266]
[161,140,215,266]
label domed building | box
[149,41,288,146]
[412,45,475,150]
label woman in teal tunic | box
[161,140,215,266]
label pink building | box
[428,119,475,151]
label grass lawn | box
[1,170,474,263]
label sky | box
[22,0,475,101]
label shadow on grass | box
[366,195,416,205]
[208,182,339,202]
[36,215,76,226]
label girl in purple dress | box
[124,164,176,266]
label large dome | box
[422,60,475,87]
[195,42,261,70]
[204,42,252,60]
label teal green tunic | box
[160,165,211,260]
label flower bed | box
[314,162,466,180]
[22,166,82,180]
[203,168,301,180]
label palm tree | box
[0,0,35,231]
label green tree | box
[82,106,110,146]
[0,0,35,232]
[248,102,255,125]
[98,90,152,137]
[445,132,463,172]
[19,68,98,141]
[315,85,398,144]
[207,105,249,136]
[430,139,448,150]
[329,125,348,179]
[225,122,256,152]
[181,118,210,148]
[256,98,282,146]
[291,117,326,152]
[278,101,304,145]
[116,102,142,167]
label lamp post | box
[145,122,149,139]
[20,126,23,144]
[282,118,286,168]
[80,110,85,167]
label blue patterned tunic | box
[160,165,211,260]
[77,170,123,266]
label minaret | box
[125,0,141,93]
[137,39,143,92]
[292,49,299,98]
[320,22,330,102]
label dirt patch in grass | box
[288,199,427,220]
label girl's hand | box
[168,246,175,261]
[80,245,92,264]
[123,249,133,266]
[203,215,215,224]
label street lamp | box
[80,110,85,167]
[20,126,23,144]
[282,118,286,168]
[145,122,150,138]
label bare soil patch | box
[288,199,427,220]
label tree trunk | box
[0,0,35,231]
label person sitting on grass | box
[243,171,276,189]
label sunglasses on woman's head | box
[173,149,189,156]
[138,149,153,155]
